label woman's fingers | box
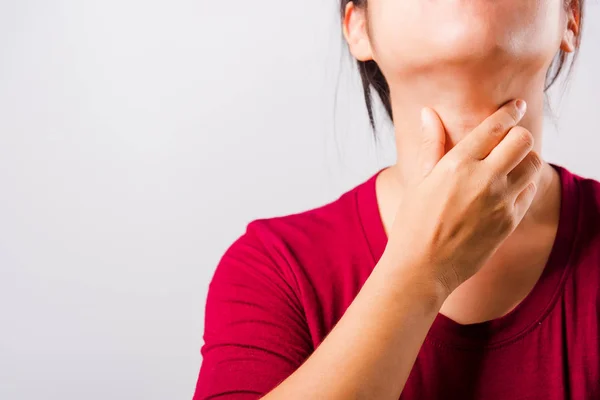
[485,126,535,177]
[507,150,543,195]
[454,99,527,161]
[514,181,538,223]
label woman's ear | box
[342,2,374,61]
[560,1,580,53]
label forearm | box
[262,254,448,400]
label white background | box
[1,1,599,399]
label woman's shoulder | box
[559,165,600,269]
[244,179,368,255]
[562,165,600,221]
[217,174,376,282]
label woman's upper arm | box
[193,224,313,400]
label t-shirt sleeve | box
[192,223,313,399]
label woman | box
[194,0,598,398]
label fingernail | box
[516,100,527,117]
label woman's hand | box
[260,99,543,400]
[384,99,542,296]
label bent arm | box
[262,253,446,400]
[194,226,446,400]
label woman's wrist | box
[374,249,451,311]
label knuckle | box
[524,181,537,194]
[488,121,506,137]
[513,127,534,148]
[482,173,505,198]
[521,181,538,198]
[508,126,534,148]
[490,178,505,196]
[528,151,543,172]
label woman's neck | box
[377,64,553,224]
[389,67,548,184]
[375,71,563,324]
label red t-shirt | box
[193,164,600,399]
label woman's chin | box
[390,37,546,77]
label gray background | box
[1,1,599,399]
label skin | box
[260,1,581,398]
[343,0,579,324]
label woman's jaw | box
[387,61,549,181]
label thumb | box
[418,107,446,178]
